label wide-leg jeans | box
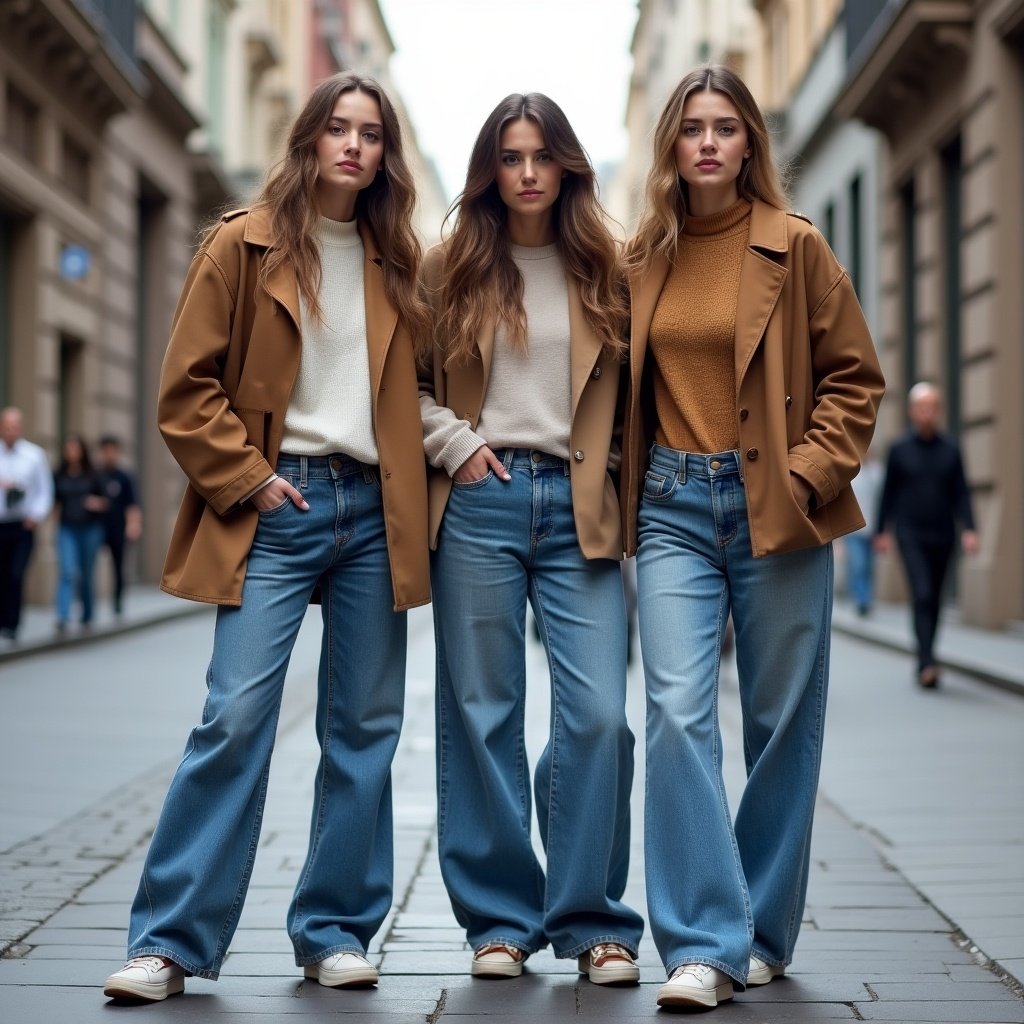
[126,453,407,979]
[431,448,644,958]
[637,445,833,985]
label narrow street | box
[1,603,1022,1021]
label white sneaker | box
[748,953,785,986]
[471,942,526,978]
[577,943,640,985]
[657,963,734,1008]
[103,956,185,1001]
[304,951,379,987]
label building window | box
[849,174,863,298]
[5,82,39,163]
[62,134,92,204]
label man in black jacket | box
[875,383,978,688]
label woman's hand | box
[453,445,511,484]
[251,477,309,512]
[789,473,814,514]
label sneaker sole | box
[471,959,524,978]
[656,981,733,1008]
[103,976,184,1002]
[303,964,379,987]
[576,956,640,985]
[747,965,785,986]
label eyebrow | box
[500,147,551,155]
[329,117,384,130]
[681,116,740,124]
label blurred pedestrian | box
[419,93,643,984]
[622,65,883,1009]
[103,72,430,1003]
[52,433,107,632]
[0,406,53,642]
[844,447,883,615]
[875,382,978,688]
[97,435,142,615]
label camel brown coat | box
[420,244,626,560]
[157,207,430,610]
[622,200,885,557]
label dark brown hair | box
[436,93,626,366]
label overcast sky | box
[378,0,638,206]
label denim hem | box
[751,947,788,968]
[294,942,369,966]
[664,954,745,989]
[472,936,540,956]
[557,935,640,959]
[127,946,213,980]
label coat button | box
[746,448,759,461]
[573,450,585,462]
[739,408,749,421]
[785,395,793,408]
[592,366,602,379]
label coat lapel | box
[628,254,670,388]
[735,200,788,382]
[568,277,602,419]
[358,223,399,395]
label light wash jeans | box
[843,530,874,613]
[637,445,833,985]
[126,453,407,979]
[431,448,644,958]
[56,520,104,624]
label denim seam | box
[664,954,742,985]
[530,575,558,917]
[126,945,214,980]
[295,941,368,966]
[474,936,539,956]
[560,934,639,959]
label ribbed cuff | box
[439,428,487,477]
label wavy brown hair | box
[436,93,627,366]
[626,64,788,271]
[253,72,428,343]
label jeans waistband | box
[275,452,376,483]
[492,447,571,475]
[648,444,743,482]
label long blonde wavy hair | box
[627,65,788,271]
[436,93,627,366]
[253,72,429,345]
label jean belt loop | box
[734,449,744,484]
[362,463,377,486]
[299,455,308,489]
[503,448,515,473]
[563,456,570,477]
[679,454,687,486]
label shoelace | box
[124,956,168,972]
[677,963,712,979]
[475,943,522,962]
[588,943,633,966]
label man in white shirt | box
[0,406,54,641]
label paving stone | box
[854,1000,1024,1021]
[867,980,1018,1000]
[809,907,952,932]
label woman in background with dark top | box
[52,433,107,631]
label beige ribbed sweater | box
[280,216,378,463]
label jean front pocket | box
[451,469,494,490]
[642,469,678,503]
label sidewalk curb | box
[832,615,1024,698]
[0,602,213,666]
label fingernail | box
[301,501,310,510]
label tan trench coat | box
[421,245,626,561]
[157,207,430,611]
[622,199,885,557]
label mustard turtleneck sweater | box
[648,197,752,455]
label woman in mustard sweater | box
[623,65,884,1009]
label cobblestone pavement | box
[1,604,1022,1022]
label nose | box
[345,135,360,154]
[521,160,537,182]
[699,129,716,152]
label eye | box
[502,154,520,165]
[328,123,344,136]
[362,131,380,143]
[718,125,736,136]
[681,125,700,136]
[536,152,551,163]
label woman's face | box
[314,90,385,203]
[63,437,83,463]
[495,118,564,221]
[674,89,751,209]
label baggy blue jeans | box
[637,445,833,985]
[430,449,644,958]
[126,453,407,978]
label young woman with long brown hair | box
[102,72,430,1002]
[420,93,644,984]
[622,65,884,1009]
